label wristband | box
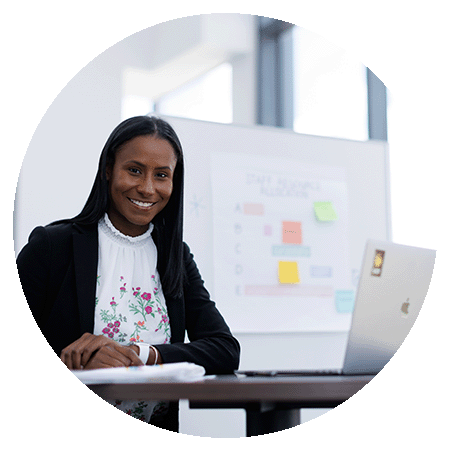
[150,346,159,365]
[134,342,150,365]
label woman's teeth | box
[130,199,154,208]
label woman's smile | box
[128,198,156,209]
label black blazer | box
[17,222,240,431]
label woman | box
[17,115,240,431]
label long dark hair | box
[53,116,185,299]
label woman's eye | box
[129,168,141,174]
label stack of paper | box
[72,362,206,385]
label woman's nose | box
[137,176,155,195]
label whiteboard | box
[165,116,391,333]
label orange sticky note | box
[282,221,302,244]
[278,261,300,284]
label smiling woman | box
[16,115,240,432]
[106,135,177,237]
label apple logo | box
[401,298,410,317]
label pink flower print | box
[114,321,121,327]
[161,314,168,323]
[145,306,153,315]
[107,323,113,328]
[102,327,110,334]
[151,275,155,279]
[120,276,124,281]
[113,327,119,333]
[110,300,117,306]
[108,332,114,338]
[142,292,151,301]
[119,284,127,298]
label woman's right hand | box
[60,332,143,370]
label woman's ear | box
[105,165,112,181]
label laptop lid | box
[342,239,436,375]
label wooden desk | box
[88,374,374,436]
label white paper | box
[72,362,206,385]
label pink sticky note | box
[243,203,264,215]
[282,221,302,244]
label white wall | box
[14,53,121,236]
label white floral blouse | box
[93,213,171,422]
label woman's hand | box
[60,333,143,370]
[82,343,143,370]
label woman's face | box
[106,134,177,236]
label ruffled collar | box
[98,213,154,247]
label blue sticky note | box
[335,290,355,313]
[310,266,333,278]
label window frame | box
[257,17,388,141]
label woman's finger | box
[84,345,131,369]
[115,345,144,366]
[60,333,90,369]
[60,333,108,370]
[80,335,110,367]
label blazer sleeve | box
[154,244,240,375]
[16,226,52,328]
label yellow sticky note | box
[314,201,338,222]
[278,261,300,284]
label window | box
[387,91,438,249]
[291,27,368,141]
[157,63,233,124]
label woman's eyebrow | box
[125,160,174,171]
[125,159,146,168]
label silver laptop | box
[237,239,436,377]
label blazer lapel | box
[165,294,185,343]
[72,223,98,335]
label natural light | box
[157,63,233,124]
[293,27,438,249]
[387,92,438,250]
[292,27,368,141]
